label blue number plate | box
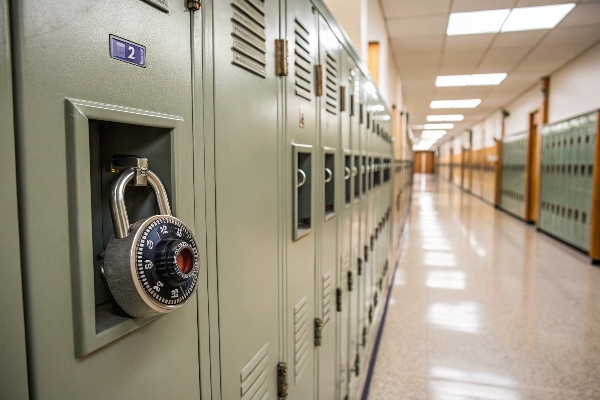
[109,35,146,68]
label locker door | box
[284,1,318,399]
[12,1,203,398]
[0,3,29,398]
[339,50,359,400]
[316,14,341,400]
[211,0,281,398]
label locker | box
[315,14,342,400]
[283,2,318,398]
[0,3,29,397]
[210,0,282,398]
[11,1,205,397]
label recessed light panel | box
[501,4,575,32]
[447,9,510,36]
[424,123,454,130]
[436,73,507,87]
[427,115,464,122]
[430,100,481,109]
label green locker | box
[500,133,527,219]
[538,112,597,252]
[0,2,30,398]
[12,1,205,398]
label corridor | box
[369,174,600,400]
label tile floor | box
[368,174,600,400]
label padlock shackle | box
[110,167,172,239]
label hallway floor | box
[369,174,600,400]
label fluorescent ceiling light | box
[436,73,507,87]
[424,123,454,129]
[447,9,510,36]
[427,115,464,122]
[501,4,575,32]
[421,131,447,140]
[447,4,575,36]
[430,99,481,109]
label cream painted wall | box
[549,41,600,123]
[504,85,542,137]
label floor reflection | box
[428,302,481,334]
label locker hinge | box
[368,305,373,323]
[336,288,342,312]
[340,86,346,112]
[374,292,379,307]
[357,258,362,276]
[277,362,289,400]
[364,245,369,262]
[359,103,364,124]
[350,94,355,116]
[186,0,201,10]
[367,112,371,128]
[362,326,367,347]
[348,270,354,291]
[314,318,324,346]
[275,39,289,76]
[316,65,323,96]
[370,235,374,251]
[354,354,360,377]
[379,278,383,291]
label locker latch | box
[357,258,362,276]
[277,362,289,400]
[379,277,383,291]
[364,245,369,262]
[348,270,354,291]
[370,235,374,251]
[362,326,367,347]
[354,354,360,377]
[275,39,289,76]
[336,288,342,312]
[368,305,373,323]
[340,86,346,112]
[374,292,378,307]
[314,318,324,346]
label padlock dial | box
[135,217,198,308]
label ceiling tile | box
[391,36,445,53]
[559,2,600,28]
[396,66,440,79]
[542,24,600,47]
[396,51,442,67]
[442,49,483,63]
[515,0,575,6]
[482,46,531,63]
[491,31,547,48]
[387,15,449,38]
[438,62,479,74]
[444,33,496,51]
[476,59,521,73]
[451,0,515,12]
[381,0,451,18]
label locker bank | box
[1,0,412,398]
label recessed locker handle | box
[344,167,351,180]
[297,169,307,187]
[325,168,333,183]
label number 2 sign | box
[109,34,146,68]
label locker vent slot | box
[294,19,313,100]
[323,272,333,328]
[231,0,267,78]
[294,296,309,383]
[240,343,269,400]
[325,52,338,115]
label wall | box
[504,85,542,136]
[549,41,600,122]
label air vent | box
[231,0,267,78]
[294,296,309,383]
[294,19,312,100]
[323,272,333,328]
[240,343,269,400]
[325,52,338,115]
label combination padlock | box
[103,157,199,318]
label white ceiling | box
[381,0,600,139]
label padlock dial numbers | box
[135,218,199,307]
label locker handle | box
[297,169,307,187]
[325,168,333,183]
[344,167,351,180]
[352,166,358,177]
